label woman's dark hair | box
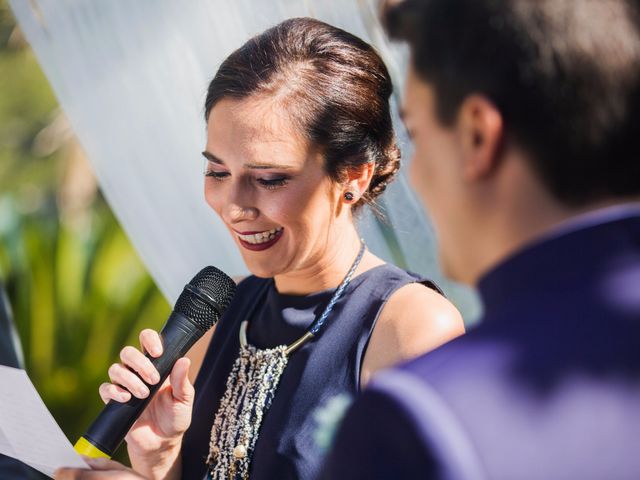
[205,17,400,208]
[385,0,640,206]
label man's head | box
[386,0,640,283]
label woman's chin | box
[242,260,283,279]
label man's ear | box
[342,161,376,203]
[456,95,504,181]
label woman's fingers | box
[55,458,147,478]
[98,382,131,404]
[54,469,95,479]
[55,468,145,479]
[98,329,162,403]
[169,357,194,405]
[84,457,133,471]
[139,329,163,357]
[119,346,160,385]
[107,363,150,399]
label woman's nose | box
[224,202,258,224]
[212,178,259,224]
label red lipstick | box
[236,229,284,252]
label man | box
[321,0,640,478]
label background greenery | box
[0,0,169,465]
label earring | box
[344,191,355,202]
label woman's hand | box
[55,458,147,479]
[99,329,193,478]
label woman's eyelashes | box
[205,170,230,180]
[204,170,290,189]
[256,176,289,189]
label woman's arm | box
[360,283,464,387]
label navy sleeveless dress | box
[181,263,441,479]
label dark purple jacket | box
[321,206,640,480]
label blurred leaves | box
[0,0,169,461]
[0,198,170,442]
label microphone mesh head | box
[173,266,237,331]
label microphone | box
[74,266,236,459]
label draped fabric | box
[9,0,479,321]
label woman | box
[56,17,463,480]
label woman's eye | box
[257,177,289,189]
[205,171,230,181]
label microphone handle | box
[75,311,205,458]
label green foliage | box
[0,0,169,463]
[0,198,170,441]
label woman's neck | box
[273,226,380,295]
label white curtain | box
[9,0,479,321]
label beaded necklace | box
[206,241,366,479]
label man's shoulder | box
[394,323,512,391]
[369,318,640,479]
[368,324,512,428]
[320,340,490,480]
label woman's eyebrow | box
[202,151,224,164]
[203,151,295,170]
[243,162,295,170]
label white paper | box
[0,365,89,478]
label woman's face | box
[204,96,344,279]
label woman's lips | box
[236,228,284,251]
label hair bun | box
[364,143,401,203]
[205,17,402,213]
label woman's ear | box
[456,94,504,181]
[341,161,376,204]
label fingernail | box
[151,372,160,384]
[85,457,107,467]
[138,387,149,397]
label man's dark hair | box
[385,0,640,206]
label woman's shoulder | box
[383,281,461,328]
[357,262,444,299]
[360,266,464,386]
[354,261,460,340]
[380,279,464,356]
